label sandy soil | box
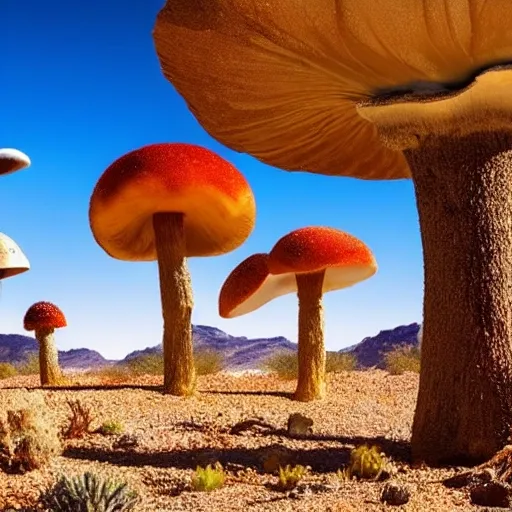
[0,370,487,511]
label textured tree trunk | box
[153,212,196,396]
[35,328,63,386]
[294,271,326,401]
[407,131,512,465]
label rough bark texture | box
[294,271,326,402]
[407,131,512,465]
[153,212,196,396]
[35,328,63,386]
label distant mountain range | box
[0,323,421,371]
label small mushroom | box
[0,148,30,176]
[89,143,255,396]
[23,301,66,386]
[219,227,377,401]
[0,232,30,280]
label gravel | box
[0,370,486,511]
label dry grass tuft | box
[384,346,421,375]
[61,400,94,439]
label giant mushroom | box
[0,232,30,280]
[0,148,30,176]
[23,301,66,386]
[154,1,512,463]
[89,143,256,396]
[219,227,377,401]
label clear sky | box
[2,0,423,360]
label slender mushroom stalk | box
[154,1,512,462]
[219,227,377,402]
[89,143,256,396]
[153,212,194,395]
[23,301,66,386]
[295,271,326,401]
[0,233,30,280]
[0,148,31,176]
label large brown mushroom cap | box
[153,0,512,177]
[24,301,67,332]
[89,143,256,260]
[0,148,31,176]
[0,233,30,280]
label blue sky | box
[1,0,423,359]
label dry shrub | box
[62,400,94,439]
[87,366,131,385]
[123,353,163,376]
[384,346,421,375]
[17,352,40,375]
[195,349,225,376]
[0,362,18,379]
[0,392,61,473]
[264,351,356,380]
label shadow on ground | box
[64,435,411,473]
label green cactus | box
[40,471,139,511]
[344,444,386,480]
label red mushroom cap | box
[268,226,377,292]
[89,143,256,261]
[0,148,31,176]
[24,302,67,331]
[219,253,297,318]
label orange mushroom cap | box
[0,148,31,176]
[24,302,67,331]
[89,143,256,261]
[219,227,377,318]
[268,226,377,292]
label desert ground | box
[0,370,491,511]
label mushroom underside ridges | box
[227,264,375,318]
[90,185,255,260]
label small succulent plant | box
[277,464,308,491]
[191,463,226,492]
[98,420,124,436]
[341,444,386,481]
[40,471,139,511]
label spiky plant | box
[344,444,386,480]
[40,472,139,511]
[191,463,226,492]
[277,464,308,491]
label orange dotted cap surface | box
[268,226,377,292]
[24,301,67,331]
[89,143,256,261]
[219,253,299,318]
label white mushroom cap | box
[0,233,30,280]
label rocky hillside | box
[0,322,421,371]
[0,334,113,369]
[341,323,421,368]
[123,325,296,371]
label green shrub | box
[384,346,421,375]
[195,349,225,376]
[263,352,298,380]
[0,363,18,379]
[264,351,357,379]
[40,471,139,511]
[277,464,308,491]
[191,463,226,492]
[325,352,357,373]
[339,444,386,481]
[17,353,40,375]
[123,353,163,376]
[98,420,124,436]
[0,395,62,473]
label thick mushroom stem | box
[295,271,326,402]
[407,131,512,465]
[153,212,196,396]
[34,328,63,386]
